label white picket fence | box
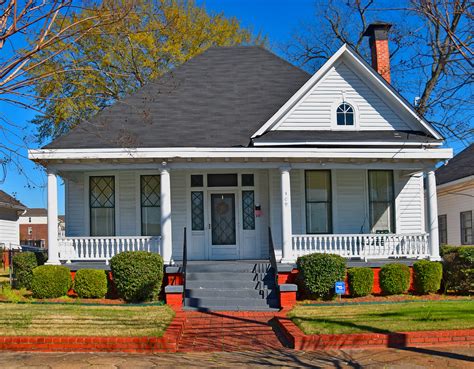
[58,236,161,264]
[291,233,429,260]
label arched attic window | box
[336,103,355,126]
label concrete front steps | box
[183,260,279,311]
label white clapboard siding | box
[118,171,137,236]
[65,174,85,237]
[333,170,368,233]
[171,170,187,260]
[275,61,412,131]
[0,208,20,247]
[437,184,474,245]
[396,171,424,234]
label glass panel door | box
[211,193,236,245]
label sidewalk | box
[1,346,472,368]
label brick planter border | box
[276,317,474,350]
[0,312,186,353]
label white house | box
[0,190,26,249]
[29,23,452,268]
[436,144,473,246]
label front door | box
[209,192,239,259]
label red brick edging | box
[276,317,474,350]
[0,312,186,353]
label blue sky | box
[0,0,470,213]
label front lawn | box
[289,300,474,335]
[0,303,174,336]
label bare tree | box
[0,0,130,183]
[287,0,473,145]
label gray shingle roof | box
[44,46,311,149]
[253,130,439,145]
[0,190,26,210]
[436,144,474,185]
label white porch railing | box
[58,236,161,264]
[291,233,429,260]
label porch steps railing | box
[291,233,429,260]
[58,236,161,264]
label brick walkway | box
[177,311,285,352]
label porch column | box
[280,167,293,263]
[46,169,60,265]
[426,170,441,260]
[160,166,173,264]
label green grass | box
[0,303,174,336]
[0,268,9,284]
[289,300,474,335]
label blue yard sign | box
[335,281,346,295]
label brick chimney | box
[363,22,392,83]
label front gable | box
[252,45,443,142]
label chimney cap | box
[363,22,392,39]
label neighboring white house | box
[28,23,452,266]
[436,144,473,246]
[0,190,26,249]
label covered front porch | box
[42,158,441,265]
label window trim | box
[89,175,116,237]
[305,170,333,234]
[368,170,395,234]
[331,99,359,130]
[460,210,473,245]
[438,214,448,245]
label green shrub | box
[347,267,374,297]
[413,260,442,294]
[74,269,108,299]
[110,251,164,302]
[31,265,72,298]
[12,252,45,290]
[296,253,346,299]
[379,263,411,295]
[441,245,474,294]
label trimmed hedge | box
[413,260,442,294]
[441,245,474,294]
[296,253,346,299]
[110,251,164,302]
[74,269,108,299]
[347,267,374,297]
[379,263,410,295]
[12,252,37,290]
[31,265,72,298]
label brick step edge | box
[275,317,474,351]
[0,312,187,354]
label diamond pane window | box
[336,103,354,126]
[242,174,254,187]
[191,191,204,231]
[90,176,115,236]
[141,175,160,236]
[242,190,255,230]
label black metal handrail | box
[268,227,278,285]
[182,227,187,303]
